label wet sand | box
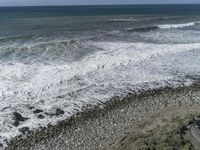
[5,84,200,150]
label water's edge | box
[5,83,200,150]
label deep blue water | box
[0,5,200,17]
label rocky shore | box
[5,84,200,150]
[114,107,200,150]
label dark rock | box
[0,143,3,147]
[13,121,20,127]
[55,109,64,116]
[193,117,200,128]
[38,114,45,119]
[19,127,29,134]
[28,106,35,110]
[181,125,188,135]
[13,112,29,122]
[33,109,43,114]
[56,95,65,99]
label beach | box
[5,84,200,149]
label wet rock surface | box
[38,114,45,119]
[12,121,20,127]
[183,116,200,150]
[13,112,29,122]
[19,127,30,135]
[55,109,64,116]
[33,109,43,114]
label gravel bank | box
[5,84,200,150]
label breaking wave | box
[1,41,200,146]
[158,21,200,29]
[125,21,200,32]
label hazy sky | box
[0,0,199,6]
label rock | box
[55,109,64,116]
[13,112,29,122]
[13,121,20,127]
[33,109,43,114]
[0,143,3,147]
[56,95,65,99]
[38,114,45,119]
[180,125,188,135]
[28,106,35,110]
[19,127,29,134]
[193,117,200,128]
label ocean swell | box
[125,21,200,33]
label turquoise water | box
[0,5,200,146]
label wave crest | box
[158,21,200,29]
[126,26,158,32]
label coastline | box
[5,83,200,150]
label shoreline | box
[5,83,200,150]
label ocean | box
[0,5,200,146]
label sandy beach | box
[5,83,200,150]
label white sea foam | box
[110,18,136,22]
[158,21,200,29]
[0,41,200,146]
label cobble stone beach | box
[5,84,200,150]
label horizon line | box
[0,3,199,7]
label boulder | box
[13,112,29,122]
